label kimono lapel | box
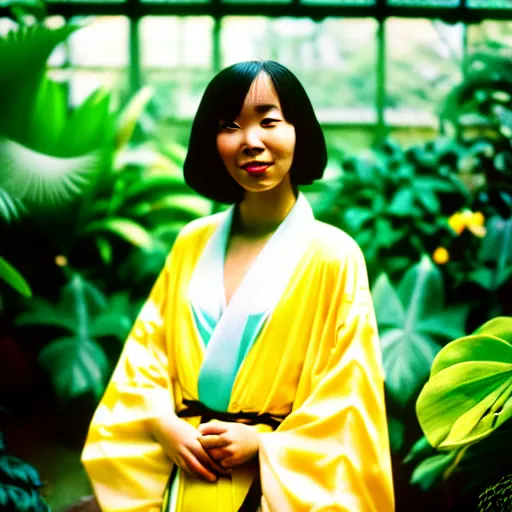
[188,193,315,411]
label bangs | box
[206,61,266,122]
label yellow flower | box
[433,247,450,265]
[55,255,68,267]
[448,210,487,238]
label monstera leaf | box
[417,316,512,450]
[373,255,469,406]
[16,274,133,399]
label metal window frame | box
[3,0,511,146]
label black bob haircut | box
[183,60,328,204]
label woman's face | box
[216,72,296,195]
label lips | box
[241,162,272,175]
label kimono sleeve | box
[81,249,178,512]
[258,244,394,512]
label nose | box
[242,127,264,154]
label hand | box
[147,415,228,482]
[198,421,260,469]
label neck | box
[236,178,297,236]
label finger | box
[205,447,229,461]
[184,453,218,482]
[198,422,229,436]
[194,445,230,476]
[199,435,229,450]
[219,456,239,469]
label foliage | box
[319,138,469,282]
[16,274,135,401]
[0,433,49,512]
[408,317,512,493]
[373,256,469,408]
[417,316,512,450]
[0,256,31,298]
[0,21,105,296]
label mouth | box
[240,162,272,175]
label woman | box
[81,60,394,512]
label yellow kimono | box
[81,194,394,512]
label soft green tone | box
[0,255,31,297]
[373,255,469,407]
[416,317,512,450]
[16,275,134,400]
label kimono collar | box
[188,192,315,411]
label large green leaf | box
[0,137,99,205]
[478,217,512,290]
[0,189,25,223]
[410,450,458,491]
[82,217,155,249]
[25,77,67,154]
[373,255,469,406]
[55,85,113,157]
[39,336,109,399]
[0,22,80,140]
[16,297,77,331]
[115,86,153,150]
[16,274,134,400]
[0,255,31,297]
[417,317,512,450]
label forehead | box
[242,72,282,110]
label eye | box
[219,121,239,130]
[261,118,280,127]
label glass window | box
[467,20,512,52]
[385,18,464,127]
[65,17,129,107]
[223,0,291,4]
[221,17,378,124]
[388,0,459,5]
[69,16,129,67]
[301,0,374,4]
[140,16,214,120]
[468,0,512,7]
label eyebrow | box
[254,104,280,113]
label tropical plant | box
[407,317,512,498]
[373,255,469,409]
[15,273,136,401]
[443,41,512,221]
[319,138,469,282]
[0,21,103,296]
[0,432,49,512]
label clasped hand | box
[150,415,260,483]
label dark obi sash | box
[160,400,286,512]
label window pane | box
[140,16,214,120]
[70,70,129,108]
[141,0,207,4]
[388,0,459,5]
[46,16,67,67]
[223,0,291,4]
[468,0,512,7]
[467,20,512,51]
[301,0,374,5]
[47,0,124,4]
[221,17,378,123]
[385,18,463,127]
[140,16,212,67]
[69,16,129,67]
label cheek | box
[216,136,234,163]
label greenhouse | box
[0,0,511,510]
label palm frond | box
[0,189,26,223]
[0,138,100,205]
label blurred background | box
[0,0,511,510]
